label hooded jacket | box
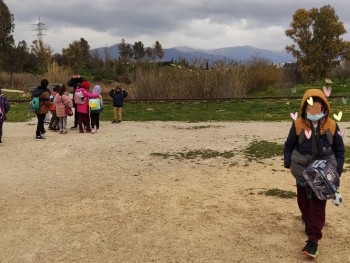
[75,87,99,114]
[284,89,344,178]
[31,85,52,114]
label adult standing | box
[67,73,83,129]
[32,79,52,140]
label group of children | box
[35,80,104,138]
[31,77,128,140]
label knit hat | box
[93,85,101,94]
[81,81,90,89]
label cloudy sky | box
[6,0,350,53]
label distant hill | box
[91,44,296,64]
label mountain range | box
[92,44,296,64]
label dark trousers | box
[73,106,78,127]
[0,121,3,141]
[297,184,326,241]
[49,112,59,130]
[90,112,100,129]
[36,114,46,136]
[78,113,91,132]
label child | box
[109,84,128,123]
[284,88,344,258]
[0,88,10,145]
[48,85,60,131]
[90,85,103,134]
[32,79,52,140]
[54,85,73,134]
[74,81,99,133]
[67,73,83,129]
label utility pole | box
[33,16,46,42]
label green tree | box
[0,0,15,70]
[118,38,133,64]
[62,38,90,71]
[285,5,350,82]
[145,47,155,62]
[31,40,53,71]
[133,41,145,62]
[154,41,164,61]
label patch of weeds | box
[244,140,283,160]
[151,149,235,160]
[176,125,223,130]
[150,152,174,159]
[262,188,296,199]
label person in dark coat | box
[284,88,344,258]
[109,84,128,123]
[32,79,52,140]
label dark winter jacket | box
[284,89,344,178]
[32,86,52,114]
[109,89,128,107]
[0,94,10,122]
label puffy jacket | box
[0,94,10,122]
[284,89,344,178]
[54,93,73,117]
[75,88,99,114]
[32,86,52,114]
[109,89,128,107]
[49,91,58,111]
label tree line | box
[1,1,350,94]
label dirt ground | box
[0,117,349,263]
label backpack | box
[29,97,40,112]
[89,98,101,112]
[74,91,85,104]
[302,160,340,201]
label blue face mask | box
[306,112,325,121]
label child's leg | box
[96,113,100,129]
[78,113,84,131]
[113,107,118,121]
[308,197,326,241]
[0,121,3,142]
[90,113,96,128]
[62,117,68,132]
[84,113,91,131]
[49,112,55,128]
[117,107,122,121]
[58,117,63,131]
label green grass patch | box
[151,149,235,160]
[4,88,350,123]
[262,188,296,199]
[244,140,284,160]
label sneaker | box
[302,241,318,258]
[117,120,122,123]
[70,126,78,130]
[112,120,117,124]
[36,135,46,141]
[58,130,63,134]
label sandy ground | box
[0,116,350,263]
